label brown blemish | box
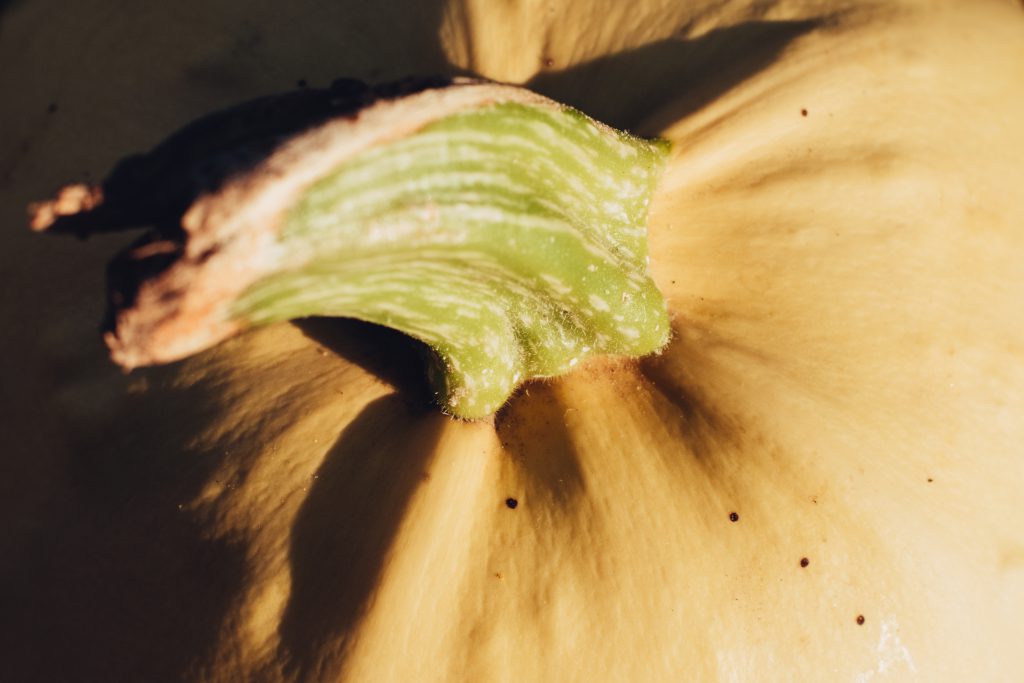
[729,511,739,522]
[799,557,809,568]
[927,478,933,483]
[505,497,518,509]
[856,615,865,625]
[801,108,808,117]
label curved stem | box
[32,79,670,418]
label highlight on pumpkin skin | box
[29,78,670,419]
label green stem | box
[33,80,670,419]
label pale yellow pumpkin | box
[2,0,1023,681]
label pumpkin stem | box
[31,78,670,418]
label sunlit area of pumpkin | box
[2,0,1023,681]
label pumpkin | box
[3,0,1023,681]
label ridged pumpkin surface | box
[1,0,1023,681]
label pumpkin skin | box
[2,0,1024,682]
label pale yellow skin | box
[2,0,1024,681]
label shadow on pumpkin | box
[296,317,436,414]
[1,362,248,683]
[277,394,448,681]
[3,0,457,680]
[491,320,750,503]
[495,380,588,508]
[638,317,749,469]
[527,17,826,133]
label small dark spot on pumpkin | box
[729,512,739,522]
[800,557,809,568]
[505,497,518,509]
[927,477,933,483]
[856,614,865,625]
[46,102,58,114]
[296,78,308,88]
[543,57,554,68]
[801,108,808,117]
